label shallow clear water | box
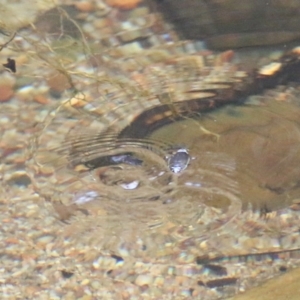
[2,0,300,299]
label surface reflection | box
[4,0,300,298]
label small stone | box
[154,276,165,287]
[5,237,19,244]
[80,279,90,285]
[47,72,71,94]
[33,94,50,105]
[259,62,282,76]
[91,280,101,289]
[135,274,153,286]
[74,1,95,12]
[93,18,109,29]
[106,0,142,10]
[5,172,32,187]
[119,29,143,43]
[78,296,93,300]
[129,7,149,17]
[36,235,55,245]
[16,85,35,101]
[25,286,40,296]
[0,84,14,102]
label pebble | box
[259,62,282,76]
[74,1,95,12]
[47,73,71,94]
[5,171,32,187]
[80,279,90,286]
[36,235,55,245]
[33,94,50,105]
[90,280,101,289]
[106,0,142,10]
[135,274,154,286]
[0,84,14,102]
